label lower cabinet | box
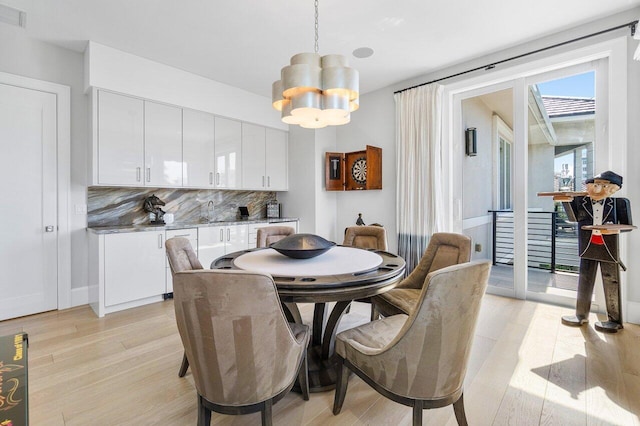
[88,222,295,317]
[198,224,248,269]
[89,228,191,317]
[88,230,167,317]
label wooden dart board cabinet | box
[325,145,382,191]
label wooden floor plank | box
[0,295,637,425]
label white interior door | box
[0,83,58,320]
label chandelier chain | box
[314,0,319,53]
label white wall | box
[85,42,285,130]
[334,89,398,252]
[461,97,495,262]
[625,35,640,316]
[279,127,338,242]
[0,23,89,299]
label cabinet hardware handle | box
[227,228,230,241]
[267,176,271,187]
[146,167,151,182]
[158,234,163,248]
[262,176,265,187]
[136,167,141,182]
[220,229,224,242]
[174,234,190,237]
[209,172,213,185]
[216,173,220,185]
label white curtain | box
[395,83,445,273]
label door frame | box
[444,36,628,315]
[1,71,71,311]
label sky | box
[537,71,595,98]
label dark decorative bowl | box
[269,233,336,259]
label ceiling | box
[4,0,640,98]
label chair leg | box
[261,399,273,426]
[453,393,469,426]
[178,352,189,377]
[370,304,379,321]
[298,349,310,401]
[332,358,350,415]
[412,400,423,426]
[197,395,211,426]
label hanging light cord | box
[314,0,319,53]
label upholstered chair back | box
[172,269,308,407]
[336,260,490,400]
[343,226,388,251]
[400,232,471,289]
[166,237,203,274]
[257,226,295,247]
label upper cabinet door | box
[144,101,183,187]
[97,91,144,185]
[214,117,242,189]
[265,128,288,191]
[183,109,215,187]
[241,123,266,190]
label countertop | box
[87,217,299,234]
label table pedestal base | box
[294,345,339,393]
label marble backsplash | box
[88,187,278,227]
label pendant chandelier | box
[272,0,359,129]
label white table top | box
[233,246,383,277]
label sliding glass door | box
[458,57,610,308]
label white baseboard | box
[626,301,640,325]
[71,286,89,307]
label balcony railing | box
[489,210,579,273]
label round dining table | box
[211,245,406,392]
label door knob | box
[45,225,55,232]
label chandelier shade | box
[272,1,359,128]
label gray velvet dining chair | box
[173,269,310,426]
[333,260,491,426]
[256,226,295,247]
[166,237,203,377]
[342,225,389,319]
[342,225,388,251]
[371,232,471,319]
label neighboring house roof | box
[541,96,595,118]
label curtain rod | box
[394,20,638,95]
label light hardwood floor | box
[1,296,638,425]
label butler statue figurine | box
[552,171,634,333]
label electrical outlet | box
[475,243,482,252]
[75,204,87,215]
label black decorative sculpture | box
[143,194,166,225]
[356,213,365,226]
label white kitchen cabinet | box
[198,224,248,268]
[144,101,183,187]
[95,91,183,187]
[248,220,298,248]
[242,124,288,191]
[214,117,242,189]
[92,90,288,190]
[165,228,198,294]
[265,128,288,190]
[103,231,166,308]
[242,123,266,189]
[97,91,144,185]
[183,109,216,188]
